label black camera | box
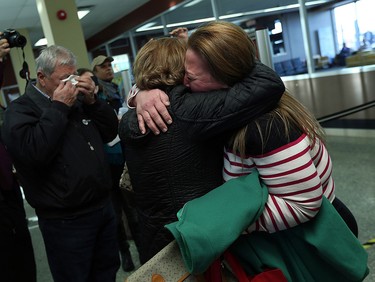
[0,29,27,48]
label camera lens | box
[14,35,27,48]
[1,29,27,48]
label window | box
[356,0,375,49]
[111,54,131,73]
[334,0,375,52]
[269,19,286,55]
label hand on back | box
[134,89,172,135]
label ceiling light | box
[219,0,332,20]
[166,17,215,28]
[35,38,47,47]
[78,10,90,19]
[136,25,164,32]
[183,0,203,8]
[219,13,244,20]
[136,22,158,32]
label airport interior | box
[1,0,374,281]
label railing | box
[317,100,375,124]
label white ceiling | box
[0,0,345,50]
[0,0,149,46]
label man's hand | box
[169,27,188,42]
[0,35,11,62]
[134,89,172,135]
[53,81,79,107]
[76,76,97,105]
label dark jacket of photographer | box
[0,61,4,88]
[119,62,285,263]
[1,82,118,219]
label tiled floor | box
[26,134,374,282]
[324,135,375,282]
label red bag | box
[204,251,288,282]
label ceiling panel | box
[2,0,29,7]
[0,0,149,46]
[0,0,344,51]
[1,7,24,23]
[165,0,214,24]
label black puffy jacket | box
[119,62,285,263]
[1,82,118,218]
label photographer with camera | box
[0,29,27,49]
[0,31,37,282]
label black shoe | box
[121,251,135,272]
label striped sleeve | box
[223,134,335,233]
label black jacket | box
[1,82,118,218]
[119,62,285,263]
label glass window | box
[91,46,107,59]
[334,0,375,52]
[109,37,131,56]
[334,2,357,51]
[356,0,375,49]
[269,19,286,55]
[111,54,131,73]
[333,0,375,67]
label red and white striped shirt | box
[223,133,335,233]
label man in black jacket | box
[1,45,120,282]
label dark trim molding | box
[321,119,375,129]
[86,0,185,51]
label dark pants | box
[0,189,36,282]
[38,200,120,282]
[110,163,140,253]
[110,164,131,253]
[332,197,359,237]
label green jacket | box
[166,171,368,281]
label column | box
[298,0,315,73]
[36,0,90,68]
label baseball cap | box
[91,55,114,70]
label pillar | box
[298,0,315,73]
[36,0,90,68]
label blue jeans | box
[38,200,120,282]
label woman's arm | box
[133,61,285,137]
[170,62,285,139]
[128,87,172,135]
[224,134,334,233]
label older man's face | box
[38,65,77,98]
